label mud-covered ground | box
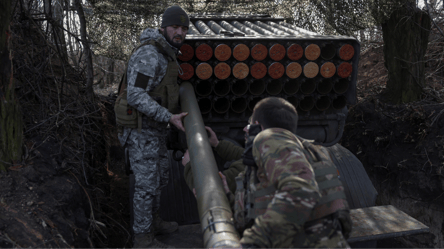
[1,29,444,248]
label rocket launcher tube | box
[178,44,194,62]
[231,21,259,35]
[232,44,250,62]
[195,80,212,97]
[266,79,283,95]
[213,79,231,97]
[299,96,315,111]
[231,79,249,96]
[333,95,347,110]
[300,78,318,94]
[249,79,266,95]
[179,82,241,248]
[338,44,355,61]
[243,20,274,35]
[219,21,245,35]
[250,43,268,61]
[231,97,248,113]
[213,97,230,114]
[317,79,334,94]
[214,62,231,80]
[267,21,302,36]
[207,20,229,34]
[287,96,299,109]
[286,62,302,79]
[337,62,353,78]
[232,62,249,79]
[320,62,336,78]
[305,43,321,61]
[286,43,304,61]
[254,21,289,35]
[320,43,336,60]
[333,78,349,94]
[188,22,200,35]
[315,96,332,111]
[195,43,213,61]
[198,97,212,114]
[248,96,262,111]
[283,79,300,95]
[178,63,194,81]
[195,20,216,35]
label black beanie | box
[161,6,190,28]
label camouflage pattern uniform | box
[118,28,177,235]
[184,139,245,193]
[240,128,350,248]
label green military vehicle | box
[130,14,429,247]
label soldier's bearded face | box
[163,25,188,48]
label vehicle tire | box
[326,143,378,248]
[159,151,200,225]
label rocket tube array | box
[178,37,355,114]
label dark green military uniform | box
[184,139,245,193]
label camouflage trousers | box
[126,128,170,234]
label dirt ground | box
[341,44,444,248]
[1,32,444,248]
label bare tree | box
[75,0,94,99]
[0,0,23,171]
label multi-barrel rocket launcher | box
[159,14,430,248]
[175,16,356,146]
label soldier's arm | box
[241,131,321,248]
[181,150,195,191]
[215,140,244,161]
[184,157,244,194]
[222,159,245,193]
[183,161,195,191]
[126,45,172,123]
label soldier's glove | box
[241,243,260,248]
[242,124,262,167]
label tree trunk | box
[75,0,94,100]
[53,0,69,63]
[381,4,431,104]
[107,57,114,87]
[0,0,23,171]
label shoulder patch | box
[134,72,150,89]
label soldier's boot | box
[133,232,174,248]
[153,211,179,235]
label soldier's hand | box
[181,150,190,166]
[218,171,230,194]
[205,126,219,147]
[169,112,188,132]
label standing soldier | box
[115,5,189,248]
[221,97,352,248]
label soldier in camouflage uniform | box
[117,5,190,248]
[221,97,352,248]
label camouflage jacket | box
[184,140,245,193]
[240,128,323,247]
[118,28,179,146]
